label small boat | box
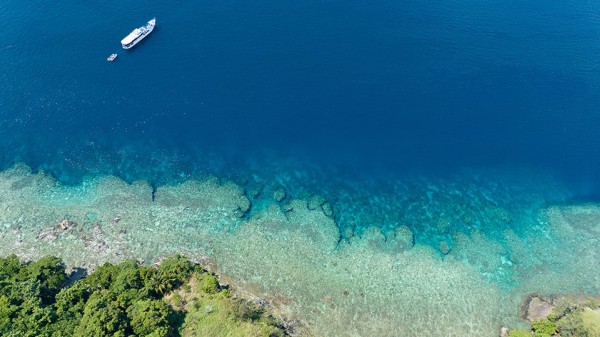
[107,53,118,62]
[121,18,156,49]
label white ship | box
[121,18,156,49]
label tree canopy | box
[0,254,285,337]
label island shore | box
[1,164,599,336]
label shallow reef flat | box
[0,164,599,336]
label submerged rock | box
[37,219,78,241]
[237,196,251,214]
[321,202,333,217]
[273,187,286,202]
[394,225,414,251]
[361,226,387,250]
[307,194,326,210]
[343,227,354,239]
[356,225,416,253]
[83,223,109,254]
[58,220,77,230]
[439,240,451,255]
[247,183,263,199]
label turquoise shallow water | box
[0,164,598,337]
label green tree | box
[55,281,93,319]
[0,254,23,284]
[0,295,17,334]
[75,292,128,337]
[531,319,557,335]
[3,278,57,337]
[19,256,66,304]
[156,255,194,278]
[13,301,55,337]
[127,298,173,337]
[0,254,285,337]
[147,255,195,295]
[83,263,119,290]
[200,274,220,295]
[111,261,143,295]
[139,266,157,285]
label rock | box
[37,228,59,241]
[37,219,77,241]
[439,240,451,255]
[307,195,326,210]
[499,326,509,337]
[255,298,267,307]
[248,184,263,199]
[58,219,77,231]
[273,187,287,202]
[344,227,354,239]
[321,202,333,217]
[83,223,109,253]
[520,294,554,322]
[237,196,251,214]
[324,295,333,302]
[66,267,88,285]
[394,225,414,251]
[58,220,69,230]
[361,226,387,250]
[283,202,294,212]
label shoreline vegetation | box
[505,294,600,337]
[0,254,287,337]
[2,255,599,337]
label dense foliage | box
[0,254,284,337]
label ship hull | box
[121,18,155,49]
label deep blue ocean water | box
[1,0,600,193]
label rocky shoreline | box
[500,294,600,337]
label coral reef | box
[0,164,599,336]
